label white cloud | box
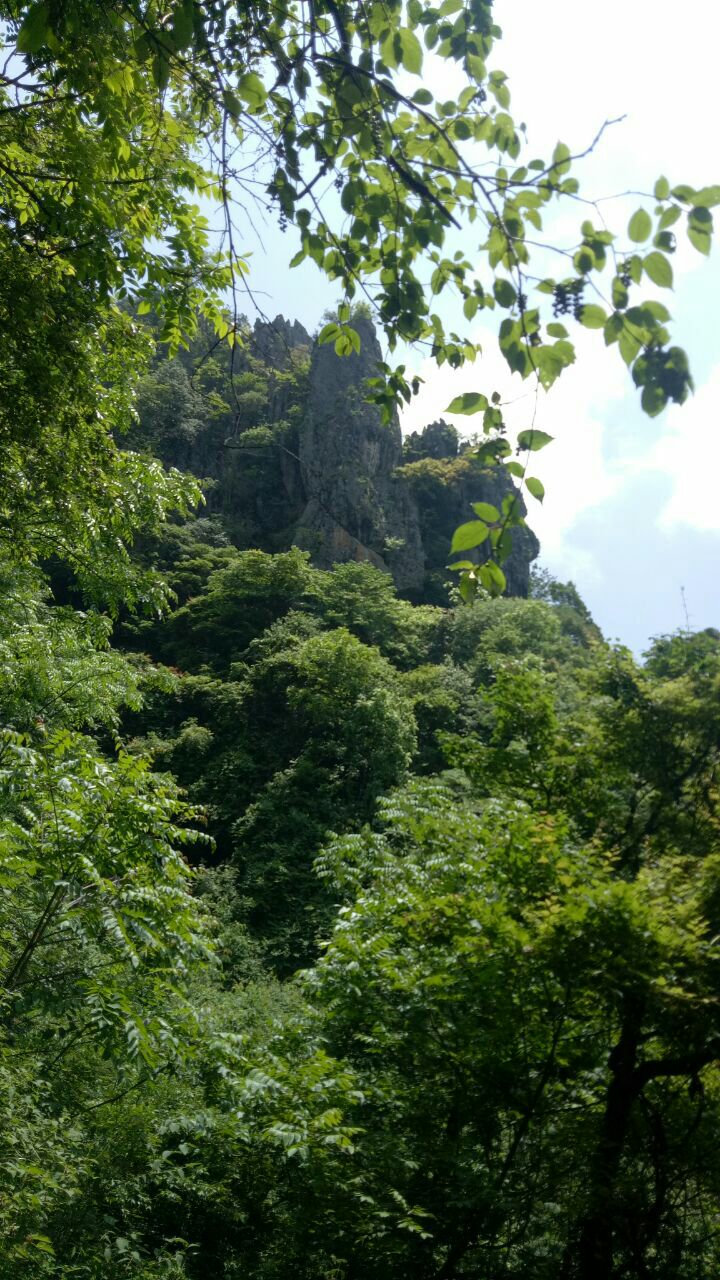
[646,364,720,531]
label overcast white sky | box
[244,0,720,652]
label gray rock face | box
[293,315,425,590]
[290,314,538,598]
[250,315,311,369]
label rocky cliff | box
[135,312,539,600]
[292,313,425,592]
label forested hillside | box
[6,530,720,1277]
[2,0,720,1276]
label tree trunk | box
[566,1001,643,1279]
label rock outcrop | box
[137,311,539,600]
[287,312,538,599]
[292,314,426,592]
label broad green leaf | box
[334,327,361,356]
[494,278,517,308]
[517,428,553,452]
[317,322,341,345]
[671,184,696,204]
[619,327,641,365]
[688,226,711,255]
[222,89,242,119]
[687,207,713,255]
[691,185,720,208]
[659,206,682,230]
[458,573,478,602]
[398,27,423,73]
[445,392,488,415]
[604,312,624,346]
[641,384,667,416]
[643,251,673,288]
[628,209,652,243]
[574,247,595,274]
[237,72,267,111]
[612,278,629,309]
[505,460,525,478]
[526,476,544,502]
[472,502,499,522]
[172,0,195,49]
[152,50,171,92]
[480,560,507,595]
[654,176,670,201]
[380,30,399,68]
[451,520,489,552]
[580,304,607,329]
[16,0,50,53]
[643,300,671,322]
[552,141,571,174]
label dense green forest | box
[2,0,720,1276]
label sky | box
[235,0,720,653]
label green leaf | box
[317,322,341,345]
[28,1236,55,1256]
[671,184,696,204]
[643,252,673,288]
[580,304,607,329]
[445,392,488,415]
[604,312,624,346]
[612,278,629,309]
[525,476,544,502]
[334,326,361,356]
[16,1,50,53]
[451,520,489,552]
[641,384,668,416]
[517,428,553,452]
[152,50,171,92]
[687,207,713,255]
[479,560,506,596]
[398,27,423,73]
[574,247,595,274]
[380,30,399,68]
[654,176,670,201]
[493,278,517,308]
[643,300,671,322]
[471,502,499,522]
[659,206,682,230]
[237,71,267,111]
[552,141,571,174]
[172,0,195,50]
[618,327,641,366]
[628,209,652,243]
[688,226,711,256]
[691,185,720,208]
[222,89,242,119]
[458,573,478,603]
